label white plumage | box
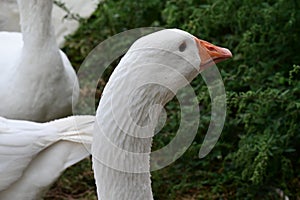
[0,0,79,122]
[92,29,232,199]
[0,0,98,47]
[0,115,94,200]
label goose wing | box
[0,115,94,193]
[0,117,58,191]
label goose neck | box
[17,0,56,47]
[93,83,170,199]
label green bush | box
[59,0,300,199]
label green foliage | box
[54,0,300,199]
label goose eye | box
[179,42,187,52]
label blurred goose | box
[92,29,232,199]
[0,0,98,47]
[0,115,94,200]
[0,0,79,122]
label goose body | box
[92,29,232,199]
[0,115,94,200]
[0,0,98,47]
[0,0,79,122]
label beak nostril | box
[207,46,217,52]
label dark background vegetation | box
[46,0,300,199]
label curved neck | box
[93,67,173,199]
[17,0,56,48]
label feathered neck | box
[15,0,63,76]
[17,0,56,48]
[92,55,176,199]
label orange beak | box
[195,38,232,70]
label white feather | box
[0,115,94,200]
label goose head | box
[130,29,232,69]
[109,29,232,96]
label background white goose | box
[0,115,94,200]
[0,0,99,47]
[0,0,79,122]
[92,29,232,199]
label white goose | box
[0,115,94,200]
[0,0,98,47]
[92,29,232,199]
[0,0,79,122]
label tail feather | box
[0,115,95,199]
[48,115,95,144]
